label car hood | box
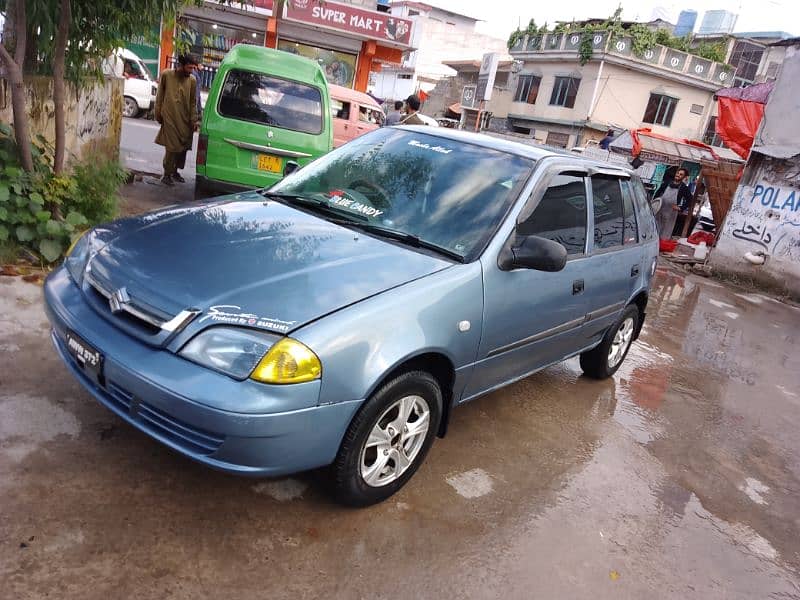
[86,195,452,335]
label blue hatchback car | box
[44,127,658,505]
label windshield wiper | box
[260,191,368,221]
[346,221,464,262]
[262,192,463,262]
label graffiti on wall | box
[724,182,800,260]
[77,86,112,143]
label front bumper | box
[43,267,362,477]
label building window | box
[545,131,570,148]
[408,9,419,16]
[397,74,413,80]
[729,40,764,86]
[643,93,678,126]
[549,77,580,108]
[514,75,541,104]
[703,116,725,147]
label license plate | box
[65,330,104,378]
[254,154,283,173]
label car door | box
[580,174,644,344]
[464,170,591,400]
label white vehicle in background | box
[105,48,158,118]
[417,113,440,127]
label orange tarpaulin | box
[715,97,765,159]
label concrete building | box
[369,1,507,101]
[698,10,738,35]
[710,39,800,298]
[696,31,794,147]
[674,10,698,37]
[498,29,734,149]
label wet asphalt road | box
[1,264,799,599]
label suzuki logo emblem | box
[109,287,130,314]
[267,130,274,139]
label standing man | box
[192,63,204,121]
[398,94,426,125]
[384,100,404,126]
[155,54,199,186]
[599,129,615,150]
[653,167,692,240]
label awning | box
[631,128,719,165]
[447,103,462,116]
[715,81,774,104]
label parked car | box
[195,44,333,200]
[330,84,384,147]
[106,48,157,118]
[45,127,658,506]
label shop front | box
[273,0,413,92]
[159,1,413,94]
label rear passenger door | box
[581,174,643,344]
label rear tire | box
[332,371,442,507]
[580,305,639,379]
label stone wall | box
[0,76,123,165]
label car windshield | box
[269,128,534,259]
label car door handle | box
[572,279,584,295]
[631,265,640,277]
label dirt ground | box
[1,187,799,598]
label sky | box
[436,0,799,40]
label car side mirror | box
[284,161,301,177]
[498,235,567,272]
[650,198,662,214]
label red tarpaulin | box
[715,97,766,159]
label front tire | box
[580,305,639,379]
[332,371,442,507]
[123,96,140,118]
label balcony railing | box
[510,31,734,87]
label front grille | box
[106,381,134,412]
[85,273,169,334]
[136,401,225,456]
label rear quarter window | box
[218,69,323,134]
[630,178,658,241]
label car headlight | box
[251,338,322,384]
[64,229,92,285]
[180,327,279,380]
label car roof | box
[329,84,383,111]
[220,44,327,86]
[392,126,633,174]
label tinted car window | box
[519,174,587,255]
[218,70,323,134]
[591,176,624,249]
[621,180,639,244]
[271,128,534,260]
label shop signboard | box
[285,0,414,47]
[126,25,161,78]
[475,52,499,102]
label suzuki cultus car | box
[45,127,658,506]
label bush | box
[0,124,126,263]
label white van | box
[106,48,158,118]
